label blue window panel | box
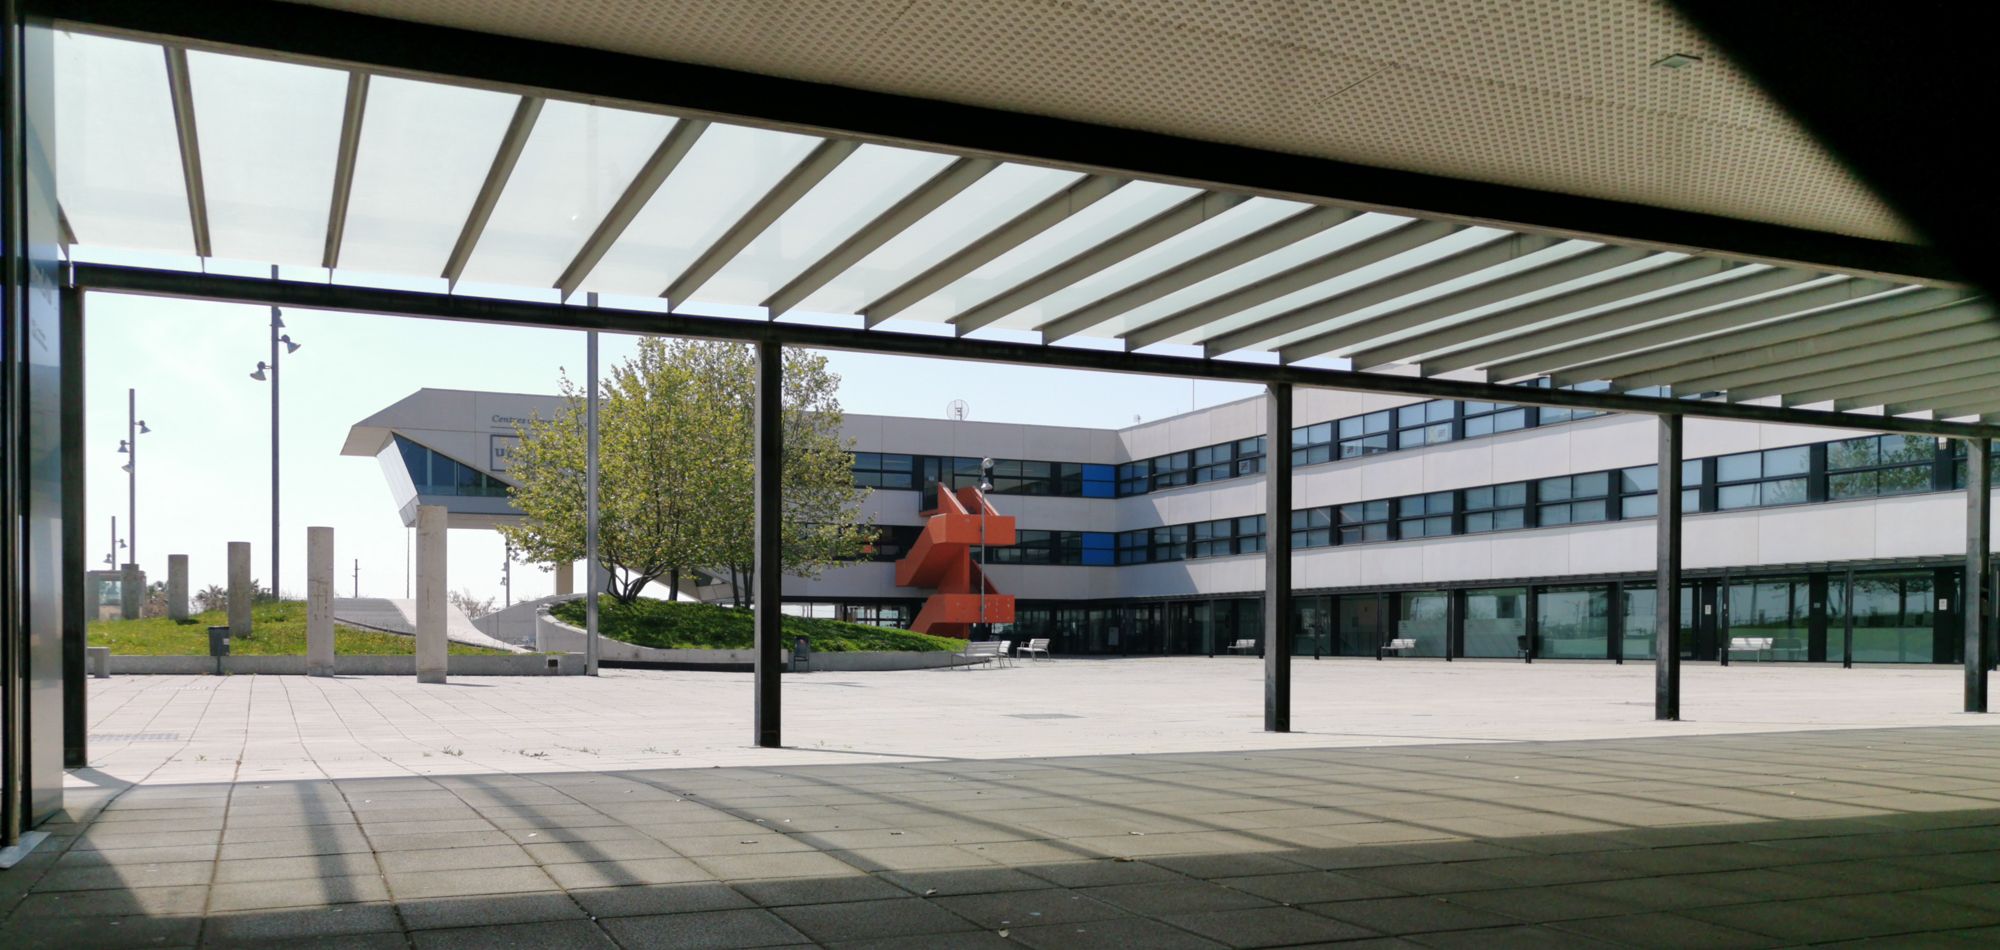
[1081,464,1116,497]
[1081,548,1114,566]
[1081,532,1114,549]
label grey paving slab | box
[569,882,755,918]
[410,919,617,949]
[598,907,811,949]
[1005,914,1231,949]
[399,891,591,930]
[772,896,983,942]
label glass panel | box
[187,50,350,264]
[1622,586,1696,660]
[460,100,677,288]
[339,77,522,277]
[1395,592,1449,657]
[1831,572,1935,663]
[1463,588,1525,658]
[1717,452,1760,482]
[1763,477,1807,506]
[1337,595,1382,656]
[55,33,196,252]
[1827,437,1878,470]
[1727,577,1810,661]
[1763,446,1810,477]
[1537,587,1609,659]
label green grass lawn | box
[550,597,961,653]
[91,601,513,656]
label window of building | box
[1150,452,1192,491]
[1150,524,1189,562]
[1463,587,1526,658]
[1191,442,1237,483]
[1726,575,1811,661]
[1462,482,1528,533]
[1291,422,1334,466]
[1291,507,1333,549]
[1396,400,1456,448]
[1235,437,1265,477]
[1618,462,1702,518]
[1462,400,1529,438]
[1396,491,1454,538]
[1191,518,1236,558]
[1236,515,1265,554]
[1716,445,1810,510]
[1080,531,1115,566]
[851,452,916,490]
[1827,434,1933,499]
[1338,499,1391,544]
[1951,440,2000,488]
[1537,586,1610,659]
[1829,570,1936,663]
[1537,472,1610,525]
[1338,411,1394,459]
[395,435,511,498]
[855,524,923,561]
[1116,530,1150,565]
[1116,460,1151,496]
[1078,463,1117,498]
[1536,379,1611,425]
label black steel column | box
[1966,436,1989,713]
[59,286,82,769]
[1263,383,1292,733]
[753,341,783,746]
[1841,567,1855,669]
[1657,415,1684,720]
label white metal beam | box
[1905,387,2000,419]
[764,157,997,318]
[1822,365,2000,411]
[1662,312,2000,396]
[443,95,542,286]
[1118,219,1461,352]
[1489,278,1897,382]
[1037,206,1354,343]
[662,138,859,307]
[860,176,1123,327]
[321,72,369,269]
[1547,286,1967,386]
[555,118,709,299]
[1395,257,1740,376]
[162,47,212,258]
[950,191,1248,335]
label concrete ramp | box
[333,598,528,654]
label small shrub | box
[549,597,961,652]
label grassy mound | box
[89,601,515,656]
[550,597,960,653]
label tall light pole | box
[115,389,149,566]
[979,456,993,640]
[250,287,301,597]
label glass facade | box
[394,435,511,497]
[1462,588,1526,658]
[1537,586,1610,659]
[1395,592,1450,657]
[1726,576,1812,661]
[1830,571,1936,663]
[1622,585,1697,660]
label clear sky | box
[85,290,1262,606]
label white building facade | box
[351,387,1988,666]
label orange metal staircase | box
[895,486,1015,637]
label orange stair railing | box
[894,485,1015,637]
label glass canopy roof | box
[51,29,1998,422]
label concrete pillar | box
[1966,437,1989,713]
[1263,383,1292,733]
[555,560,573,596]
[119,563,143,620]
[167,554,189,621]
[1656,415,1683,721]
[227,542,252,636]
[416,505,447,684]
[307,526,334,677]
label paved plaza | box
[4,658,1999,947]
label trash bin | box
[791,636,811,673]
[208,625,230,675]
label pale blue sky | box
[85,290,1260,605]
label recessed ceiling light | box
[1653,53,1702,69]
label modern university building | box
[350,386,1983,667]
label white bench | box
[958,640,1003,668]
[1377,637,1417,660]
[1225,638,1258,655]
[1019,637,1050,660]
[1728,636,1776,661]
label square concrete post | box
[1656,415,1683,721]
[118,563,143,620]
[306,526,334,677]
[554,560,574,596]
[1263,383,1292,733]
[754,340,783,748]
[167,554,189,621]
[416,505,448,684]
[1966,437,1989,713]
[227,541,253,636]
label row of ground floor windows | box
[808,568,1969,664]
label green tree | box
[501,338,871,605]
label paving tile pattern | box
[2,665,1998,947]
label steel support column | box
[1966,437,1989,713]
[754,341,784,747]
[59,286,83,769]
[1657,414,1684,720]
[1263,383,1292,733]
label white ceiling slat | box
[1037,205,1355,343]
[948,191,1249,336]
[1661,310,2000,396]
[1544,286,1966,386]
[1117,219,1461,352]
[661,138,860,307]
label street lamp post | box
[116,389,149,565]
[979,457,994,640]
[250,289,301,598]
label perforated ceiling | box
[283,0,1911,243]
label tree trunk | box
[669,568,680,604]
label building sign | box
[491,434,521,472]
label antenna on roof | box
[945,399,969,421]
